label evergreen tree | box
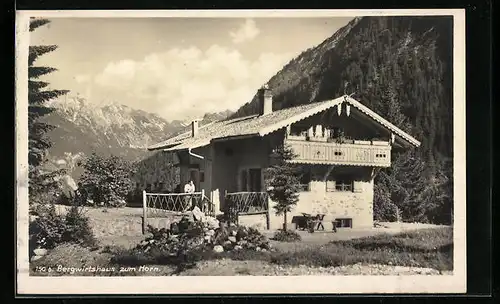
[264,144,301,230]
[28,18,69,205]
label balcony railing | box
[142,191,214,218]
[224,191,269,215]
[285,138,391,167]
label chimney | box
[258,84,273,116]
[191,119,199,137]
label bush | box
[78,153,134,208]
[29,204,98,251]
[112,218,273,273]
[271,230,302,242]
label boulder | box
[33,248,48,256]
[205,229,215,236]
[234,245,243,251]
[255,247,262,252]
[192,206,205,221]
[228,236,237,243]
[204,217,220,229]
[213,245,224,253]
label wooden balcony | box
[285,138,392,167]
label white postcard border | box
[15,9,467,295]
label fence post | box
[266,194,271,230]
[142,190,147,234]
[201,189,205,212]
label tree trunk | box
[283,211,288,231]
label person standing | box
[183,180,195,211]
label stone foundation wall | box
[237,213,268,230]
[268,175,375,230]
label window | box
[335,180,353,192]
[334,218,353,228]
[326,179,354,192]
[298,168,311,192]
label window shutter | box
[353,181,363,193]
[326,180,336,192]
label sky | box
[30,17,353,122]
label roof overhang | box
[344,96,421,148]
[211,133,260,143]
[257,96,345,137]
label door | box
[248,168,262,192]
[189,169,200,192]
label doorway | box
[188,168,201,192]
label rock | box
[31,255,43,262]
[205,217,220,229]
[231,230,237,236]
[234,245,243,251]
[256,247,262,252]
[228,236,237,243]
[224,240,232,246]
[213,245,224,253]
[206,229,215,236]
[192,206,205,221]
[229,222,236,227]
[204,235,211,242]
[33,248,48,256]
[261,248,267,252]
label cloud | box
[92,45,294,121]
[229,19,260,44]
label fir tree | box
[28,18,69,205]
[264,144,301,230]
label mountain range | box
[42,96,232,163]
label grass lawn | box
[270,227,453,271]
[30,226,452,276]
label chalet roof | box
[148,95,421,152]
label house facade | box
[148,86,420,230]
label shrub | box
[29,204,97,251]
[78,153,134,208]
[271,230,302,242]
[112,219,272,272]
